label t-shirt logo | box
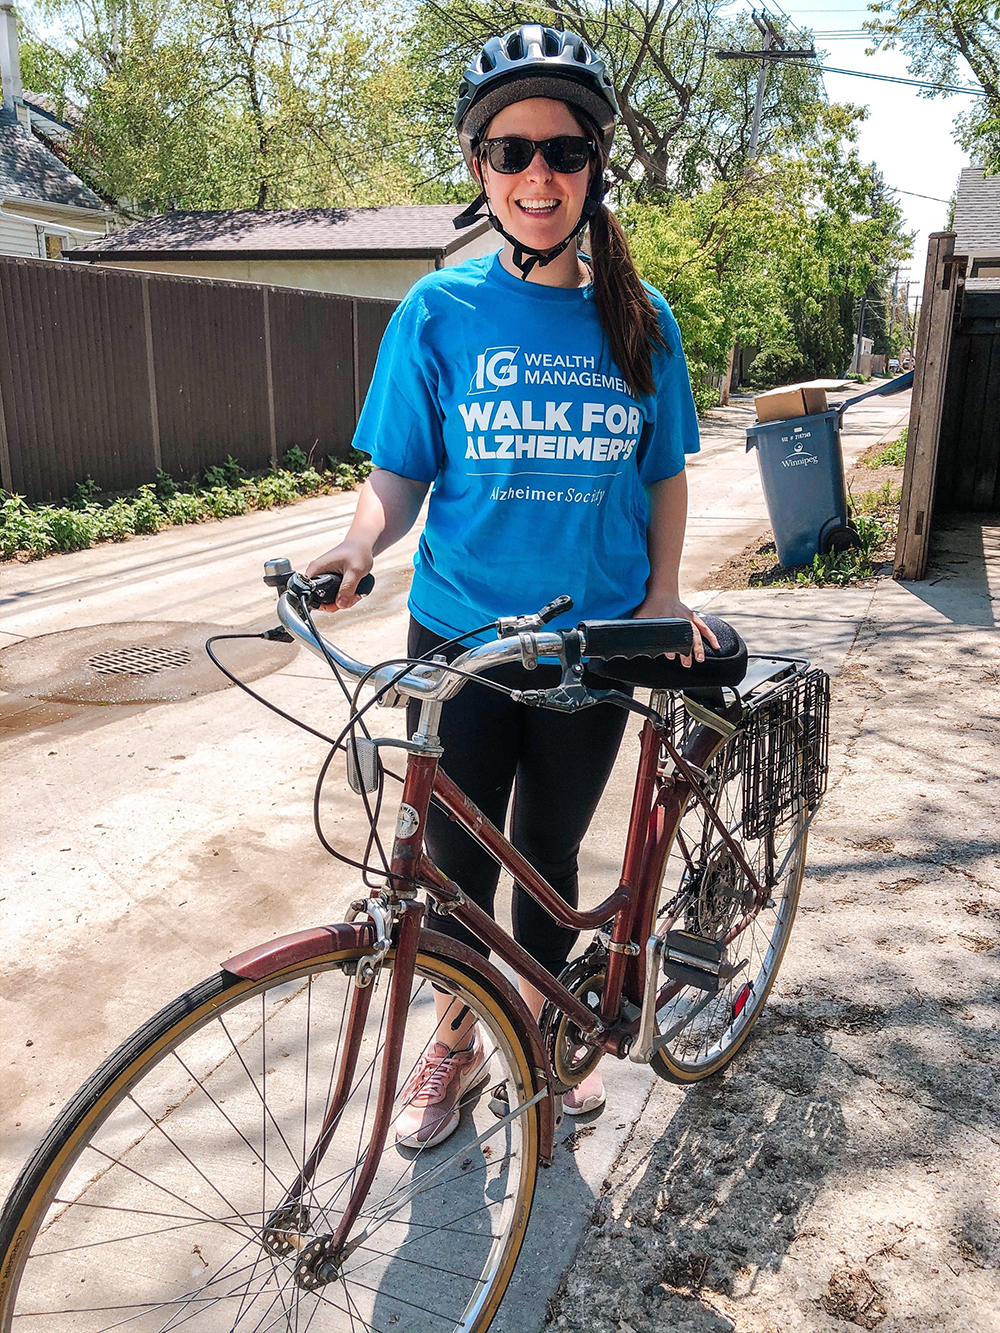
[470,346,520,394]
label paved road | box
[0,386,909,1329]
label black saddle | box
[582,613,748,690]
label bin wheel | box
[822,524,862,555]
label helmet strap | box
[456,157,607,281]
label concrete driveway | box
[0,387,909,1329]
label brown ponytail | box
[588,202,666,398]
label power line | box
[786,61,986,95]
[894,188,952,203]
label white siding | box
[0,208,41,257]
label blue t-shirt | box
[355,250,700,638]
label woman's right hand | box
[305,538,374,610]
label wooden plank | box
[894,234,965,581]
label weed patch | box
[865,427,908,470]
[1,452,372,562]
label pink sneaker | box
[395,1031,489,1149]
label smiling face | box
[474,97,593,254]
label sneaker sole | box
[562,1091,605,1116]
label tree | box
[19,0,431,212]
[408,1,831,200]
[865,0,1000,171]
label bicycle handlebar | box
[270,562,566,703]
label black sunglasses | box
[479,135,594,175]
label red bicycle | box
[0,561,829,1332]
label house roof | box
[70,205,491,261]
[952,167,1000,255]
[22,90,82,132]
[0,103,105,211]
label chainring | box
[539,955,606,1094]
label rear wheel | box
[0,943,540,1332]
[650,732,807,1083]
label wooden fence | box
[895,235,1000,580]
[0,256,397,502]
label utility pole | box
[715,13,817,403]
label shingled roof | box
[71,205,491,261]
[953,167,1000,255]
[0,104,105,211]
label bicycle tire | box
[649,727,808,1083]
[0,940,541,1332]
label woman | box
[307,24,718,1148]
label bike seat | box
[583,613,748,690]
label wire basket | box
[738,668,830,839]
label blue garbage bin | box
[746,372,913,567]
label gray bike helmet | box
[453,25,619,279]
[455,24,618,166]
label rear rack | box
[738,668,831,837]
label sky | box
[723,0,975,300]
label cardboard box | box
[754,379,849,424]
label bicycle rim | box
[650,735,808,1082]
[0,945,540,1332]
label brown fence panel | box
[0,257,400,502]
[354,297,397,422]
[936,288,1000,511]
[268,288,355,464]
[149,277,271,479]
[0,257,155,501]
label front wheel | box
[0,941,541,1332]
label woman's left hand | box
[632,595,720,667]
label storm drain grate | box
[88,646,194,676]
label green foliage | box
[200,455,244,489]
[248,472,299,509]
[747,345,814,390]
[1,456,371,560]
[866,430,909,468]
[281,445,310,474]
[866,0,1000,173]
[21,0,440,213]
[0,496,54,559]
[162,492,209,524]
[45,505,102,552]
[131,485,165,534]
[99,498,138,541]
[69,476,101,508]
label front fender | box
[222,920,558,1165]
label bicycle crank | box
[539,957,606,1092]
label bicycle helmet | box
[452,25,620,279]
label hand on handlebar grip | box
[307,571,375,609]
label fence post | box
[141,277,162,474]
[894,232,965,581]
[262,288,278,468]
[352,298,361,425]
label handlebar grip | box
[306,571,376,607]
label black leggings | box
[406,618,630,976]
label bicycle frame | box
[225,686,764,1280]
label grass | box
[865,427,908,470]
[1,448,372,561]
[718,479,902,590]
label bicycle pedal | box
[662,931,724,993]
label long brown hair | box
[585,135,666,397]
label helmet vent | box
[543,28,560,55]
[506,31,524,59]
[479,54,493,72]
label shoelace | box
[408,1044,474,1104]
